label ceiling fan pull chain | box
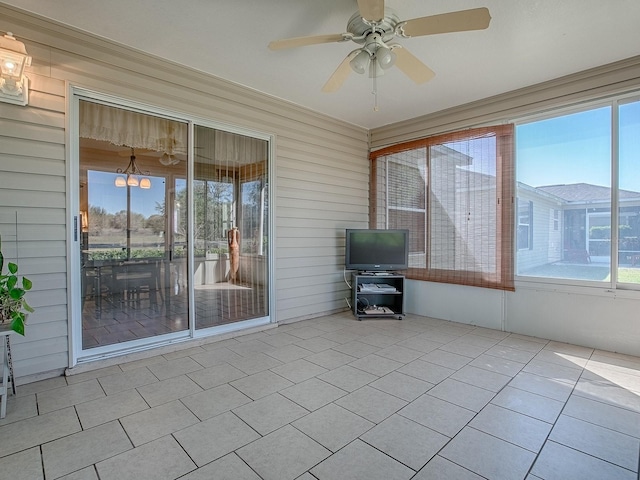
[372,72,379,111]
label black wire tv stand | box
[351,272,404,320]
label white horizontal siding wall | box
[276,139,369,321]
[0,4,369,379]
[516,192,562,272]
[377,56,640,357]
[0,67,68,379]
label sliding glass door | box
[192,125,269,329]
[78,100,189,351]
[74,94,271,361]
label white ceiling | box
[3,0,640,129]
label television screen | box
[345,229,409,272]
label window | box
[370,125,514,291]
[516,97,640,286]
[193,177,234,256]
[240,178,268,255]
[517,199,533,250]
[387,160,426,255]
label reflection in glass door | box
[193,125,269,329]
[79,100,189,350]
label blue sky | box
[517,101,640,191]
[88,170,166,217]
[516,106,611,188]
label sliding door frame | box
[67,86,275,367]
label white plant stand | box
[0,330,16,418]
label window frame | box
[517,198,533,251]
[513,91,640,290]
[69,86,276,366]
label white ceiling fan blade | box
[321,52,358,93]
[357,0,385,23]
[393,47,435,85]
[399,7,491,38]
[268,33,349,51]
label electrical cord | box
[343,268,352,289]
[344,269,354,310]
[355,297,370,314]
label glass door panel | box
[79,100,189,350]
[193,125,269,329]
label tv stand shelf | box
[352,272,404,320]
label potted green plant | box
[0,235,33,335]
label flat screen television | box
[345,229,409,272]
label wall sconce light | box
[115,148,152,189]
[0,32,32,106]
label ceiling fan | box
[117,146,182,165]
[268,0,491,93]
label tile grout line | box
[522,348,597,479]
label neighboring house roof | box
[536,183,640,202]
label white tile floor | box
[1,312,639,480]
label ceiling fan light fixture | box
[376,46,396,70]
[349,48,370,74]
[159,152,180,166]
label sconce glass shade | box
[127,175,139,187]
[0,32,31,106]
[349,49,370,75]
[0,33,29,79]
[139,177,151,189]
[115,176,127,187]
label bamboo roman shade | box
[370,125,515,291]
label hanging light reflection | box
[115,148,151,189]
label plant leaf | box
[7,275,17,290]
[8,262,17,274]
[23,277,32,290]
[9,287,24,300]
[23,299,34,313]
[10,315,25,336]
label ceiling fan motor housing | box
[347,9,400,44]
